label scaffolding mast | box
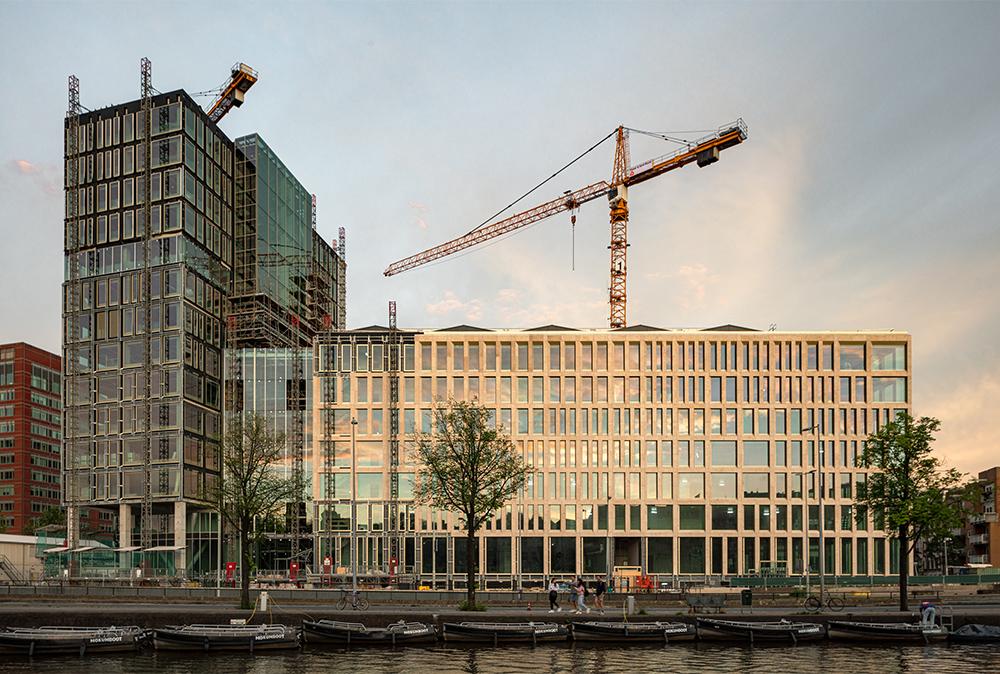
[140,57,155,553]
[387,301,401,573]
[64,74,82,555]
[337,227,346,328]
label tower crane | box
[384,120,748,328]
[194,63,258,123]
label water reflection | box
[1,643,999,674]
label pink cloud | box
[9,159,59,195]
[409,201,429,230]
[15,159,38,174]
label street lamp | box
[802,423,825,601]
[350,417,358,594]
[606,494,612,588]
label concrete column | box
[173,501,187,578]
[118,503,133,548]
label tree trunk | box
[898,525,909,612]
[466,528,476,607]
[240,526,252,610]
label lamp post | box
[350,417,358,593]
[606,494,612,588]
[803,423,823,600]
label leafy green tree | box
[856,413,977,611]
[205,414,299,609]
[413,400,531,608]
[24,506,65,536]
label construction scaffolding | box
[63,74,82,557]
[387,301,401,573]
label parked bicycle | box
[337,589,369,611]
[803,592,844,612]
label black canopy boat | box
[826,620,947,643]
[571,621,696,643]
[0,625,150,656]
[153,624,300,652]
[303,620,437,646]
[695,618,825,644]
[949,623,1000,644]
[442,622,569,644]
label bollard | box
[260,591,269,612]
[626,595,636,615]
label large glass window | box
[356,474,383,499]
[582,537,608,573]
[486,537,511,573]
[711,472,736,499]
[647,504,672,530]
[743,440,769,466]
[743,473,770,498]
[678,505,705,530]
[839,343,865,370]
[521,536,543,573]
[872,344,906,370]
[678,473,705,499]
[872,377,907,402]
[711,505,738,530]
[648,537,673,573]
[711,440,736,466]
[679,538,705,574]
[549,537,575,573]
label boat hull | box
[302,621,437,646]
[443,623,569,644]
[949,624,1000,644]
[826,621,947,643]
[0,627,149,656]
[153,625,300,652]
[696,619,825,643]
[571,622,696,643]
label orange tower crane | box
[384,120,748,328]
[205,63,258,123]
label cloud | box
[8,159,60,195]
[425,290,483,321]
[409,201,429,230]
[645,263,720,310]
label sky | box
[1,1,998,476]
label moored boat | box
[827,620,947,643]
[949,623,1000,644]
[696,618,825,644]
[571,621,696,643]
[153,624,300,652]
[0,625,150,656]
[442,622,569,644]
[303,620,437,645]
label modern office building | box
[62,79,344,576]
[313,326,911,586]
[0,344,62,534]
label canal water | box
[1,643,999,673]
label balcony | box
[969,534,989,545]
[970,513,998,524]
[969,554,990,565]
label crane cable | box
[468,128,618,235]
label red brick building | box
[0,343,62,534]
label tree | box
[24,506,65,536]
[856,413,977,611]
[205,414,299,609]
[413,400,531,608]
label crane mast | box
[384,119,748,328]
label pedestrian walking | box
[548,578,561,613]
[594,578,607,614]
[574,577,590,614]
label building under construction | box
[61,63,345,577]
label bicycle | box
[803,592,844,612]
[337,589,369,611]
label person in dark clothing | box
[594,578,607,614]
[547,578,561,612]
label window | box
[647,504,672,530]
[711,472,736,499]
[743,473,770,498]
[679,504,705,530]
[711,440,736,466]
[678,472,704,499]
[872,377,907,402]
[743,440,769,466]
[872,344,906,370]
[839,343,865,370]
[712,505,738,529]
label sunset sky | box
[1,1,997,475]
